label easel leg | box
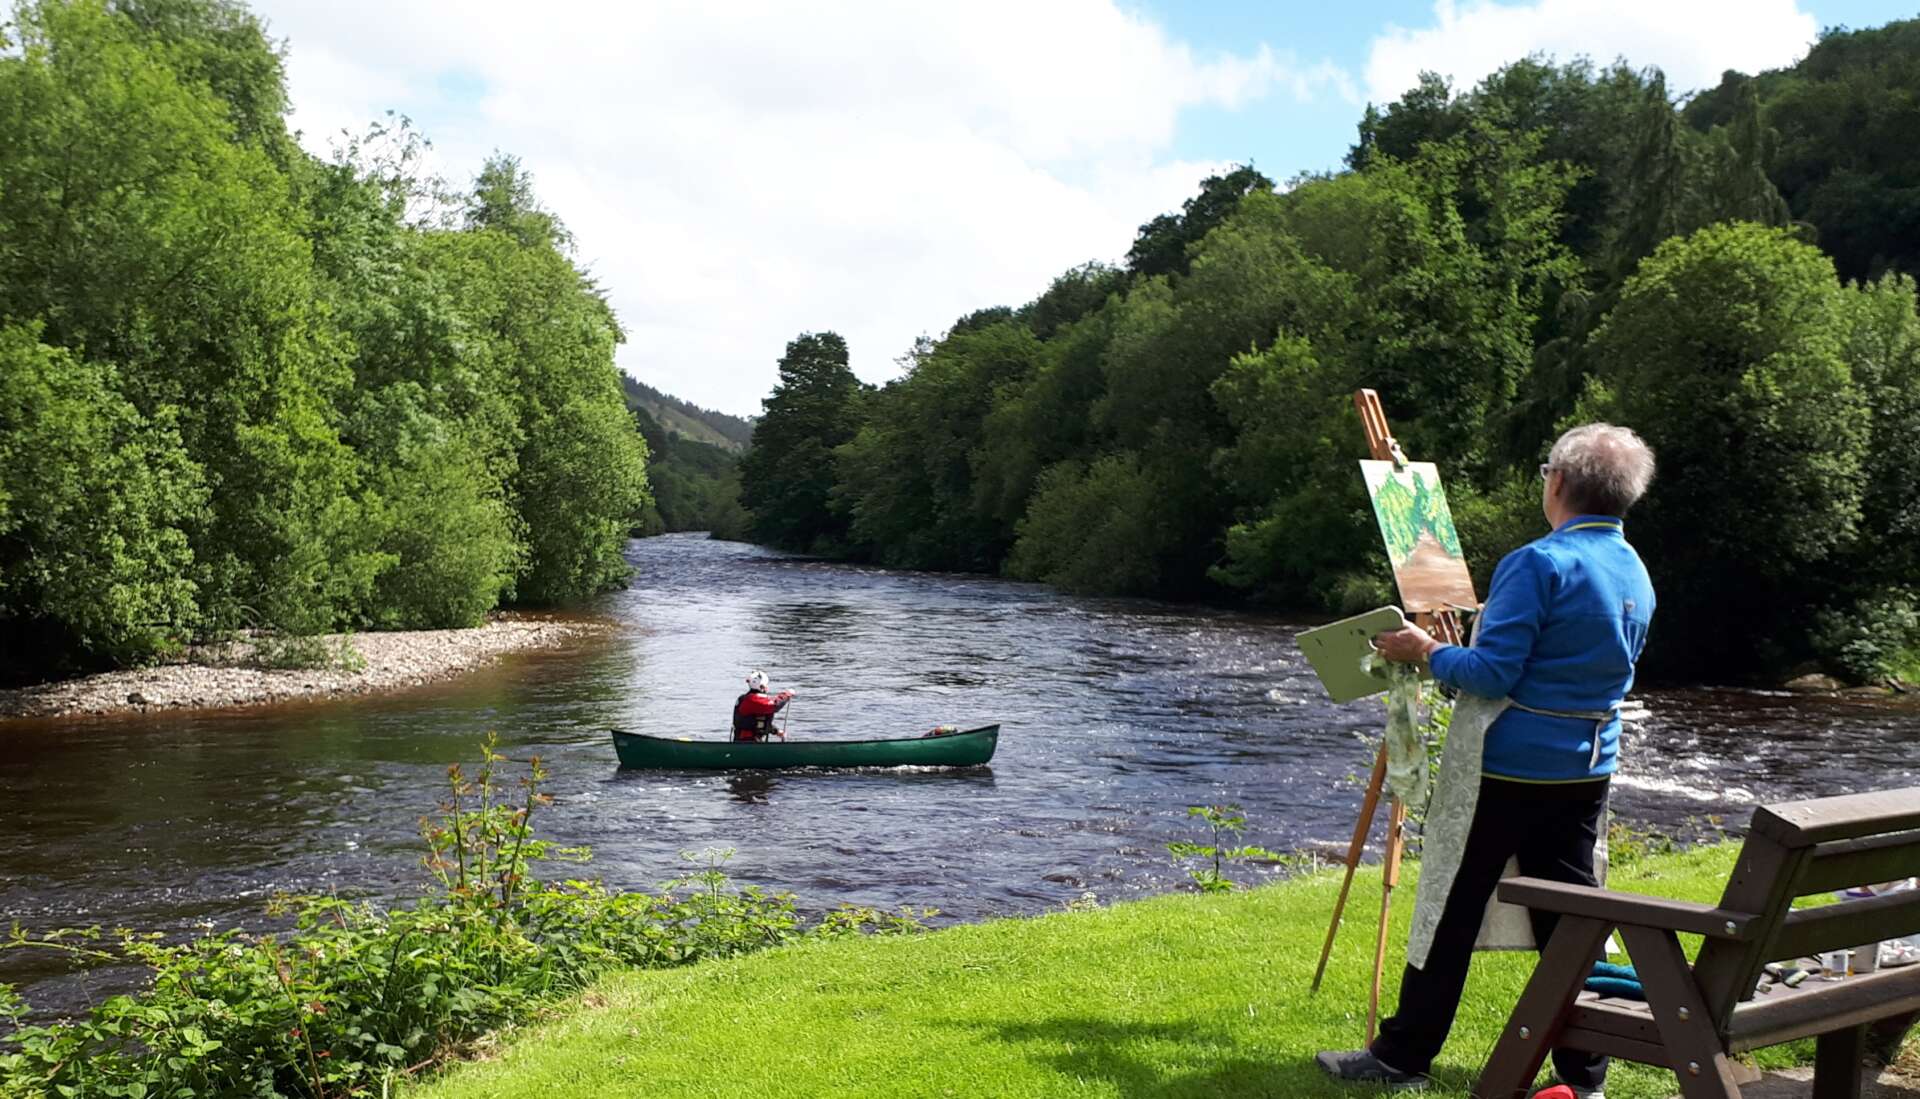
[1312,746,1389,993]
[1370,795,1408,1045]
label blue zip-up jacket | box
[1428,515,1655,782]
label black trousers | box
[1371,776,1610,1089]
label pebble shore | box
[0,615,610,720]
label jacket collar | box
[1554,514,1625,535]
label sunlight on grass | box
[411,847,1748,1098]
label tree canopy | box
[741,34,1920,683]
[0,0,650,681]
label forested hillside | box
[619,377,751,538]
[743,29,1920,684]
[620,376,754,452]
[0,0,651,683]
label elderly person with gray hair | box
[1319,424,1657,1096]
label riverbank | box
[0,614,612,719]
[410,844,1911,1099]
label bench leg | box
[1813,1025,1866,1099]
[1618,925,1742,1099]
[1474,916,1610,1099]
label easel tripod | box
[1307,389,1469,1044]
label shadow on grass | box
[952,1013,1492,1098]
[954,1014,1484,1098]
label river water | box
[3,534,1917,1007]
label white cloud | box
[1365,0,1819,107]
[256,1,1346,415]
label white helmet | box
[745,670,769,693]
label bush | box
[1812,591,1920,685]
[0,739,921,1098]
[1006,454,1167,595]
[373,435,523,630]
[515,397,652,604]
[0,326,205,674]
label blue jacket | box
[1428,515,1655,782]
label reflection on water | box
[2,533,1917,1012]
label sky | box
[255,0,1920,417]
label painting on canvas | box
[1359,460,1478,614]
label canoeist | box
[732,670,794,742]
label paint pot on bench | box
[1820,950,1850,979]
[1853,943,1880,974]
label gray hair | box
[1548,424,1655,517]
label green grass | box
[413,847,1749,1099]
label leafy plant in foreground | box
[0,738,918,1097]
[1165,805,1283,893]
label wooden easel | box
[1308,389,1468,1044]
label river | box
[3,533,1917,1008]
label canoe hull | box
[610,725,999,770]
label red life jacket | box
[733,691,782,740]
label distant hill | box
[620,376,754,452]
[623,382,751,539]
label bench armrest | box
[1498,877,1759,939]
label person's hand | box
[1372,625,1440,664]
[779,689,795,700]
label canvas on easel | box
[1359,460,1476,615]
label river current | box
[3,533,1917,1006]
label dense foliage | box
[743,36,1920,683]
[0,741,924,1098]
[0,0,650,682]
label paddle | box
[780,695,794,740]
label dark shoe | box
[1315,1049,1429,1089]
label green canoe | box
[610,725,999,770]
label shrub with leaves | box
[1813,591,1920,685]
[0,739,919,1098]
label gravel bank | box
[0,615,611,720]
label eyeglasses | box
[1538,463,1555,481]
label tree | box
[832,320,1041,569]
[0,0,377,634]
[740,333,866,553]
[1124,165,1273,279]
[1837,274,1920,588]
[0,326,205,676]
[466,154,571,251]
[1006,455,1168,595]
[1582,223,1869,674]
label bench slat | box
[1750,787,1920,847]
[1557,1025,1673,1068]
[1769,888,1920,961]
[1567,996,1662,1044]
[1728,966,1920,1051]
[1795,831,1920,895]
[1497,878,1758,938]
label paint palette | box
[1296,605,1413,703]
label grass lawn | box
[412,845,1774,1099]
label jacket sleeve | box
[773,690,793,710]
[1428,544,1554,700]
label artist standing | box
[1317,424,1657,1096]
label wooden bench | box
[1475,786,1920,1099]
